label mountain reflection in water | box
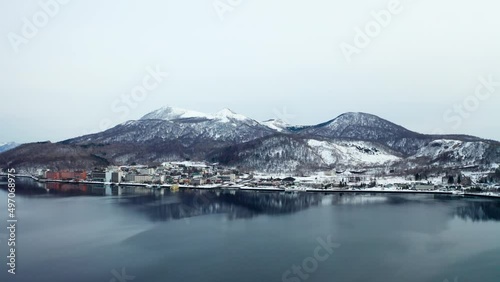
[3,177,500,222]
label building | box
[36,169,50,178]
[134,175,153,183]
[124,173,137,182]
[45,171,58,180]
[111,171,124,183]
[348,175,367,183]
[91,170,106,182]
[282,177,296,185]
[192,178,205,186]
[180,178,190,185]
[218,174,236,183]
[414,184,435,190]
[105,171,113,182]
[442,174,472,186]
[152,175,165,184]
[46,171,87,181]
[137,168,155,175]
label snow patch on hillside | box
[140,106,210,120]
[141,106,253,124]
[307,139,401,166]
[213,108,249,123]
[411,139,488,164]
[261,119,290,132]
[0,142,20,153]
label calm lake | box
[1,178,500,282]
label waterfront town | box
[11,161,500,195]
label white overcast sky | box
[1,0,499,143]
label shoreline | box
[2,173,500,199]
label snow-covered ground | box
[410,139,489,165]
[166,161,209,168]
[308,139,400,166]
[253,169,500,189]
[0,142,20,153]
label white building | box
[218,174,236,183]
[137,168,155,175]
[134,175,153,183]
[105,171,113,183]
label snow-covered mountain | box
[211,108,255,123]
[409,139,490,167]
[2,106,499,173]
[208,135,403,173]
[67,107,274,145]
[306,139,401,167]
[0,142,20,153]
[293,112,486,156]
[293,112,426,155]
[140,106,256,124]
[140,106,211,120]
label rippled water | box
[0,178,499,282]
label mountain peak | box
[215,108,236,116]
[141,106,210,120]
[213,108,249,122]
[336,112,377,119]
[329,112,390,126]
[141,106,253,123]
[293,111,425,155]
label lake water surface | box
[1,179,500,282]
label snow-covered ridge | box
[140,106,211,120]
[140,106,258,124]
[261,119,290,132]
[213,108,250,123]
[0,142,18,147]
[0,142,20,153]
[410,139,489,165]
[139,108,416,140]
